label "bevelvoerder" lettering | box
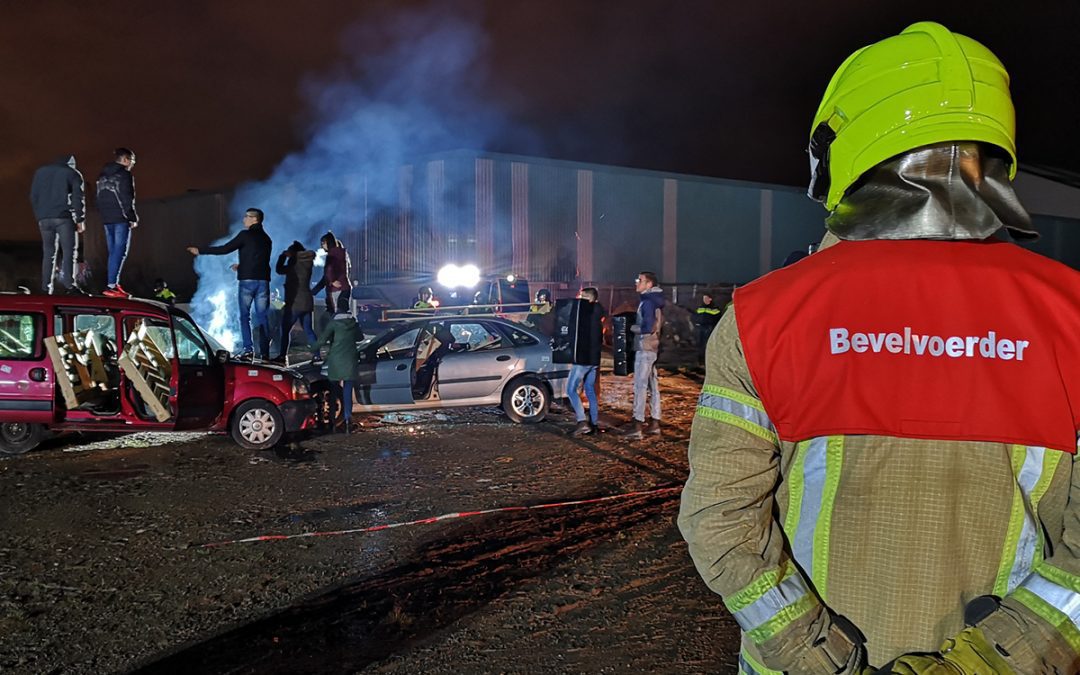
[829,327,1030,361]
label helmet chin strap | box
[807,121,837,203]
[825,142,1037,242]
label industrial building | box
[81,150,1080,301]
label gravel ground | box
[0,369,740,674]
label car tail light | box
[292,378,310,399]
[29,368,47,382]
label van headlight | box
[292,378,310,399]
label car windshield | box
[173,310,227,355]
[376,325,421,359]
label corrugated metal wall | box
[80,152,849,296]
[83,154,1080,300]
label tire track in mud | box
[130,489,679,675]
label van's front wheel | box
[0,422,43,456]
[231,399,285,450]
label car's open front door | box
[170,314,225,429]
[357,325,419,405]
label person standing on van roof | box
[187,207,273,360]
[679,22,1080,674]
[30,154,87,295]
[274,240,318,365]
[311,231,351,314]
[96,147,138,298]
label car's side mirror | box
[215,349,230,364]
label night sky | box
[3,0,1078,242]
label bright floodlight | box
[506,274,515,282]
[460,264,481,288]
[437,263,482,288]
[437,264,458,288]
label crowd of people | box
[26,146,694,442]
[29,160,361,431]
[181,213,354,364]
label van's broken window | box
[0,313,40,359]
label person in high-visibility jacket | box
[694,293,723,365]
[413,286,435,309]
[678,22,1080,674]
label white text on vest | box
[829,328,1030,361]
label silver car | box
[306,316,570,423]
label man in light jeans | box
[236,280,271,360]
[566,287,606,437]
[625,271,665,439]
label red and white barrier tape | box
[199,485,681,548]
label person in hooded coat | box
[30,154,86,295]
[318,298,360,433]
[274,240,318,364]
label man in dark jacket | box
[274,240,318,364]
[30,154,86,295]
[625,271,665,439]
[187,208,273,360]
[694,292,723,365]
[95,148,138,297]
[567,287,607,437]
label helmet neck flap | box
[825,142,1036,241]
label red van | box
[0,294,316,455]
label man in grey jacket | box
[30,155,86,295]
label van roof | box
[0,293,173,313]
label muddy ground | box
[0,369,741,674]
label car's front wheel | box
[501,375,549,423]
[0,422,43,456]
[231,399,285,450]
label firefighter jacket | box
[679,238,1080,673]
[695,300,722,331]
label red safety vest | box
[735,239,1080,453]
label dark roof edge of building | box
[1018,163,1080,189]
[416,148,809,195]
